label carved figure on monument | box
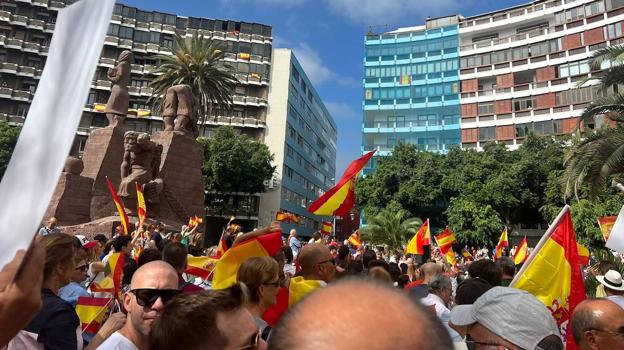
[119,131,163,204]
[105,50,134,128]
[162,84,199,138]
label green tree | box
[0,121,20,181]
[445,197,503,245]
[565,45,624,196]
[148,33,238,124]
[360,207,422,250]
[199,126,275,194]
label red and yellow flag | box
[494,227,509,261]
[213,232,229,259]
[135,182,146,228]
[406,220,429,255]
[445,246,457,266]
[288,276,324,305]
[462,249,473,260]
[75,296,112,333]
[320,221,332,236]
[308,151,375,216]
[511,206,586,349]
[435,228,455,254]
[188,215,203,229]
[276,211,300,224]
[348,230,361,247]
[185,255,218,279]
[597,216,616,241]
[514,236,529,265]
[91,252,125,301]
[105,177,129,235]
[212,231,284,289]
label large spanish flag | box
[105,177,129,235]
[185,255,218,279]
[514,236,528,265]
[494,227,509,261]
[436,228,457,266]
[348,230,361,247]
[511,206,586,349]
[406,220,429,255]
[308,151,375,216]
[212,231,283,289]
[135,182,147,227]
[597,216,616,241]
[75,296,112,333]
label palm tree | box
[147,33,238,125]
[564,45,624,196]
[360,208,423,251]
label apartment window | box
[512,46,529,60]
[585,1,605,16]
[516,123,531,137]
[118,26,133,40]
[558,60,590,78]
[16,104,29,117]
[108,24,119,36]
[135,10,151,22]
[478,102,494,115]
[549,38,562,52]
[479,127,496,141]
[605,23,623,39]
[514,97,535,111]
[534,120,554,135]
[608,0,624,10]
[121,6,136,18]
[133,30,150,43]
[162,37,173,49]
[530,41,549,57]
[553,119,564,134]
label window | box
[108,24,119,36]
[558,60,590,78]
[162,37,173,49]
[150,32,160,44]
[16,104,29,117]
[512,46,529,60]
[605,23,623,39]
[118,26,133,39]
[514,97,535,111]
[478,102,494,115]
[292,65,300,83]
[133,30,150,43]
[585,1,605,16]
[479,127,495,141]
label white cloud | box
[254,0,306,5]
[325,101,358,120]
[326,0,462,26]
[291,42,358,87]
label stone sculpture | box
[105,50,134,127]
[162,84,199,138]
[118,131,163,203]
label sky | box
[122,0,528,178]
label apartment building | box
[259,49,337,237]
[363,0,624,166]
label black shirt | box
[25,288,80,350]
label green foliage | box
[148,33,238,124]
[360,207,422,250]
[0,121,20,181]
[199,126,275,194]
[584,249,624,298]
[445,197,503,245]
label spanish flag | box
[348,230,361,247]
[462,249,473,260]
[308,151,375,216]
[135,182,147,227]
[212,231,283,289]
[436,228,457,266]
[105,177,129,235]
[185,255,218,279]
[597,216,616,241]
[511,206,586,349]
[91,252,125,301]
[262,277,325,327]
[494,227,509,261]
[445,247,457,266]
[276,211,300,224]
[320,221,332,236]
[75,296,112,333]
[213,233,228,259]
[514,236,529,265]
[421,219,431,246]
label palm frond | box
[588,45,624,71]
[576,93,624,129]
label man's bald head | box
[298,243,329,272]
[422,262,443,282]
[572,299,624,348]
[130,260,178,289]
[269,279,453,350]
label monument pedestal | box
[44,158,94,226]
[151,131,204,222]
[80,126,126,220]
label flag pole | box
[510,205,570,286]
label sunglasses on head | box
[130,288,181,307]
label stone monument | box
[44,157,93,225]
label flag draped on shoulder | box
[135,182,146,228]
[106,177,129,235]
[308,151,375,216]
[288,276,324,305]
[212,231,283,290]
[514,236,528,265]
[435,228,457,266]
[348,230,361,247]
[494,227,509,261]
[185,255,218,279]
[510,205,586,350]
[75,296,112,333]
[406,220,429,255]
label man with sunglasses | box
[297,243,336,283]
[571,298,624,350]
[97,261,178,350]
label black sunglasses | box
[315,258,335,267]
[130,288,181,307]
[75,265,88,271]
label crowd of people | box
[1,217,624,350]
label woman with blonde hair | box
[236,256,280,341]
[9,233,80,349]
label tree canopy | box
[199,126,275,194]
[0,121,20,181]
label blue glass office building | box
[362,21,461,173]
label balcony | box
[13,90,32,101]
[94,80,112,89]
[149,23,162,31]
[140,86,153,96]
[118,39,132,49]
[135,21,149,31]
[17,66,36,77]
[104,36,119,46]
[121,17,135,27]
[39,45,48,55]
[99,57,116,67]
[11,15,28,26]
[130,64,142,73]
[251,34,264,43]
[0,10,10,22]
[162,25,175,33]
[49,1,63,10]
[0,62,18,73]
[127,86,140,95]
[33,0,49,7]
[233,95,245,105]
[5,38,22,49]
[22,41,40,52]
[143,64,156,74]
[0,87,12,97]
[146,43,160,53]
[44,23,55,33]
[239,33,251,42]
[111,14,122,23]
[27,19,44,30]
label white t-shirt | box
[96,331,138,350]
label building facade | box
[259,49,337,237]
[0,0,274,225]
[363,0,624,167]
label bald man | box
[97,261,179,350]
[38,217,60,236]
[410,262,443,299]
[297,243,336,283]
[268,279,453,349]
[572,299,624,350]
